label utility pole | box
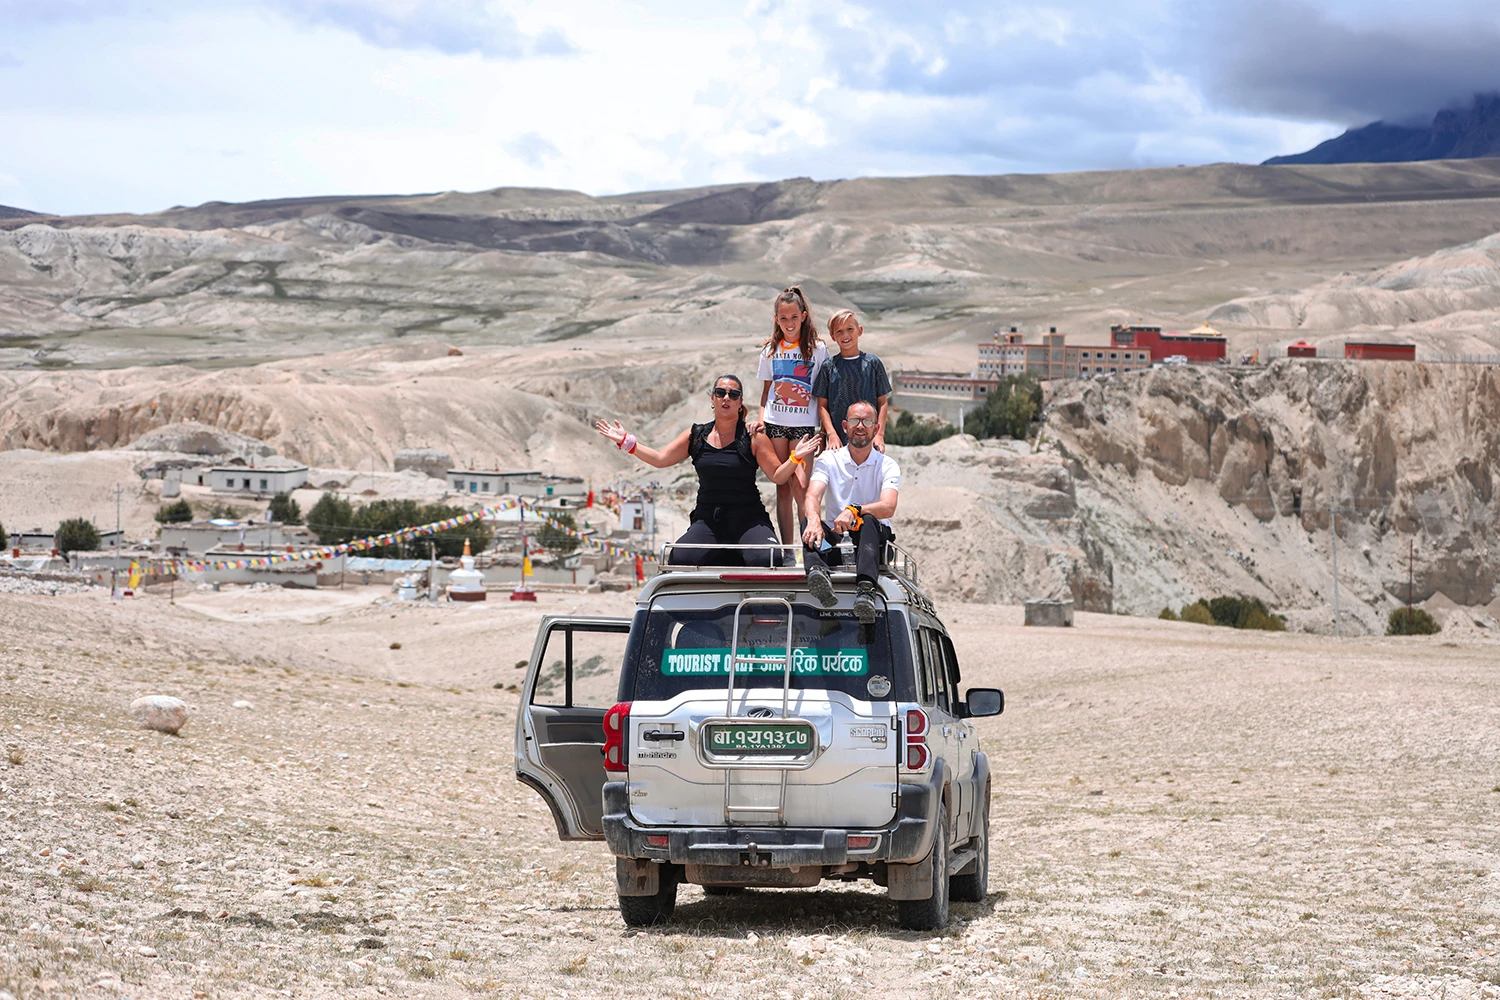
[1330,492,1340,639]
[1407,539,1415,627]
[113,483,123,552]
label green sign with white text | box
[660,647,868,676]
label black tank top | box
[688,421,763,518]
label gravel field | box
[1,586,1497,1000]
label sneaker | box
[806,565,836,608]
[853,585,877,624]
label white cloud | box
[0,0,1492,215]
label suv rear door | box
[515,616,631,840]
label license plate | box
[703,722,814,757]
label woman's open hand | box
[594,419,627,447]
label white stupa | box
[447,537,486,602]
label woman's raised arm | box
[595,420,691,469]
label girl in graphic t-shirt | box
[754,286,830,544]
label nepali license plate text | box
[704,723,814,756]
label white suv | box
[513,547,1003,930]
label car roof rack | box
[653,540,933,609]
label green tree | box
[154,499,194,524]
[535,511,581,555]
[1158,606,1179,621]
[967,374,1043,440]
[885,410,958,447]
[1387,607,1440,636]
[268,492,302,525]
[306,493,355,544]
[307,495,491,558]
[55,518,101,555]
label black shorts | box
[764,423,819,441]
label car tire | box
[950,790,989,903]
[896,814,950,931]
[618,865,679,926]
[702,885,746,896]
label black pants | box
[803,519,890,585]
[671,519,783,568]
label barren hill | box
[9,160,1500,370]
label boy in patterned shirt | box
[813,310,891,450]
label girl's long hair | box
[762,286,819,365]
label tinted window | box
[631,602,914,703]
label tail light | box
[903,707,930,771]
[603,702,631,772]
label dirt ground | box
[2,585,1498,1000]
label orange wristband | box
[790,453,804,466]
[844,505,864,530]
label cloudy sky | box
[2,0,1498,215]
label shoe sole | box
[854,597,876,624]
[807,570,836,608]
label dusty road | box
[2,586,1498,999]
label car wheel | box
[618,865,678,926]
[895,813,950,931]
[949,789,989,903]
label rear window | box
[630,601,914,703]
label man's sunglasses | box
[711,387,743,400]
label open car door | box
[514,615,632,840]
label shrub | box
[154,499,194,524]
[306,493,354,543]
[535,511,581,555]
[1388,607,1440,636]
[55,518,101,554]
[885,410,958,447]
[1158,606,1179,621]
[1180,602,1215,626]
[268,492,302,525]
[965,374,1044,440]
[1175,595,1286,631]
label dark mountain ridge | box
[1267,93,1500,165]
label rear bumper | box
[601,762,946,867]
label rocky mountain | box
[1266,94,1500,165]
[895,359,1499,633]
[0,204,41,220]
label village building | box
[207,464,310,495]
[446,468,586,498]
[157,519,314,557]
[1109,323,1227,363]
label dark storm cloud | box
[1193,0,1500,125]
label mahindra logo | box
[747,707,775,718]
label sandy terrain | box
[3,584,1497,999]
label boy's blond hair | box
[826,309,860,335]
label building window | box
[1109,352,1118,360]
[260,479,268,491]
[470,482,477,493]
[242,478,251,489]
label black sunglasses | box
[711,386,743,400]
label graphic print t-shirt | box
[756,341,829,427]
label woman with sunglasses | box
[595,374,820,566]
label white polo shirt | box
[810,447,901,527]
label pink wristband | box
[620,433,637,454]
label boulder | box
[1024,598,1075,627]
[129,695,189,735]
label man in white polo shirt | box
[801,400,901,623]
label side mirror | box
[965,687,1004,717]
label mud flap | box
[616,857,660,897]
[886,857,934,900]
